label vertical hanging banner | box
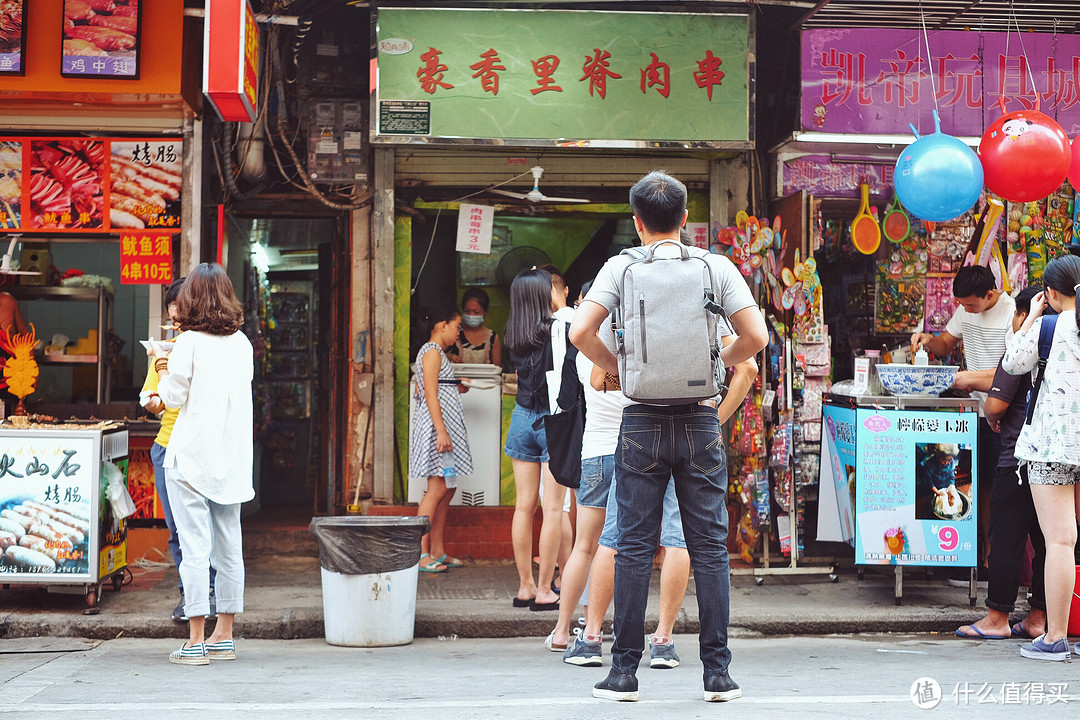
[684,222,710,250]
[0,0,26,75]
[61,0,142,79]
[120,232,174,285]
[456,203,495,254]
[204,0,259,122]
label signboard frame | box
[203,0,260,123]
[60,0,142,80]
[372,7,755,149]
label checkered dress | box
[409,342,473,479]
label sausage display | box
[0,530,16,552]
[0,501,91,574]
[2,545,57,573]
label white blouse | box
[1002,312,1080,467]
[157,330,255,504]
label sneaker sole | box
[704,688,742,702]
[169,655,210,666]
[650,658,680,669]
[592,688,638,702]
[1019,647,1071,662]
[564,655,602,667]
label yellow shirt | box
[141,364,179,447]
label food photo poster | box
[0,0,26,75]
[61,0,141,79]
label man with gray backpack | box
[569,171,767,703]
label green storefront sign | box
[374,8,753,147]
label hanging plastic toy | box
[895,109,984,222]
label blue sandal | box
[437,554,464,569]
[419,554,447,573]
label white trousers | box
[165,467,245,617]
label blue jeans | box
[152,442,215,592]
[503,404,549,463]
[599,469,685,549]
[612,403,731,677]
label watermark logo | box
[911,677,942,709]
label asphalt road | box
[0,634,1076,719]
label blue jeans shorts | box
[599,472,685,549]
[504,404,549,463]
[578,454,615,508]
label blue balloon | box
[894,110,984,222]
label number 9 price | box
[937,526,959,552]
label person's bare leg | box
[511,459,541,601]
[556,509,573,591]
[653,546,690,640]
[429,486,457,560]
[551,506,605,645]
[187,615,205,646]
[535,466,566,605]
[1029,484,1079,643]
[417,477,448,566]
[206,613,234,644]
[583,545,616,639]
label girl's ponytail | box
[1041,254,1080,339]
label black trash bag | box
[309,516,431,575]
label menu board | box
[0,136,182,234]
[120,231,173,284]
[62,0,141,79]
[0,435,96,581]
[854,408,978,568]
[0,0,26,75]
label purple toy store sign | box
[802,28,1080,136]
[781,154,893,199]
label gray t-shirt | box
[589,243,753,406]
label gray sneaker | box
[563,634,603,667]
[172,593,186,622]
[649,635,680,669]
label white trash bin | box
[309,516,430,647]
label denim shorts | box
[599,472,685,549]
[578,454,615,508]
[504,404,549,463]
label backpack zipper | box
[639,296,647,363]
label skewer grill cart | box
[0,423,129,612]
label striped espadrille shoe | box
[169,642,209,666]
[206,639,236,661]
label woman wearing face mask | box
[448,288,502,366]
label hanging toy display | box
[894,109,984,222]
[850,182,881,254]
[713,212,785,310]
[1070,135,1080,191]
[979,103,1071,203]
[882,196,911,243]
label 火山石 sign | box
[62,0,141,79]
[455,204,494,254]
[802,28,1080,136]
[375,8,752,147]
[0,434,96,580]
[854,408,978,568]
[204,0,259,122]
[120,232,174,284]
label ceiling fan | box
[1,236,41,276]
[490,166,590,204]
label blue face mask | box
[462,313,484,328]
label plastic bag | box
[309,516,430,575]
[103,460,136,520]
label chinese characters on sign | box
[120,233,174,285]
[854,408,978,568]
[110,141,183,230]
[375,9,751,144]
[802,29,1080,135]
[684,223,710,250]
[782,155,895,201]
[61,0,141,79]
[0,435,95,579]
[455,204,495,255]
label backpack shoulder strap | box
[1025,315,1059,425]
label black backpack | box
[1024,315,1058,425]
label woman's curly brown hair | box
[173,263,244,336]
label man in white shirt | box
[910,265,1014,578]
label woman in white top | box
[154,263,254,666]
[1002,254,1080,662]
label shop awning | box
[797,0,1080,32]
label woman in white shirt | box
[1002,254,1080,662]
[154,263,254,666]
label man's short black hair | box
[952,266,996,299]
[1013,285,1042,315]
[629,171,687,234]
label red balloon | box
[979,110,1071,202]
[1070,135,1080,191]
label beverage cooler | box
[408,363,502,507]
[0,423,129,612]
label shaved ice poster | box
[854,408,978,568]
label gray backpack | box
[611,240,728,404]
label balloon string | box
[1002,0,1012,111]
[919,0,939,115]
[1011,4,1040,111]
